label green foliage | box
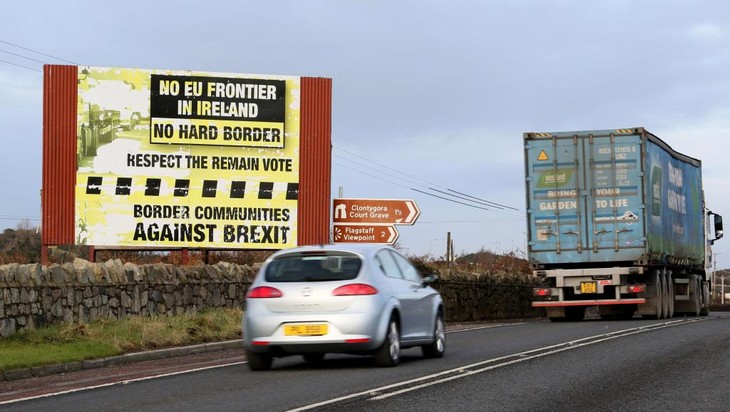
[0,308,243,371]
[0,225,42,264]
[0,341,118,371]
[456,248,530,274]
[406,248,531,279]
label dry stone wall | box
[434,270,543,321]
[0,259,256,337]
[0,260,542,338]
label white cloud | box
[688,22,726,41]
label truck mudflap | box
[533,298,645,307]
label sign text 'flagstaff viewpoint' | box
[332,199,420,244]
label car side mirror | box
[422,273,439,285]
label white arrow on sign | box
[395,200,420,224]
[405,201,418,224]
[385,226,397,243]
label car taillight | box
[533,288,552,297]
[247,286,283,298]
[627,284,646,293]
[332,283,378,296]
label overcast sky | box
[1,1,729,266]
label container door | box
[584,133,645,259]
[526,135,586,261]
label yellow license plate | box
[284,324,328,336]
[580,282,597,294]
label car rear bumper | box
[243,311,386,354]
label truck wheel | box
[666,273,674,319]
[660,271,669,319]
[699,282,710,316]
[690,278,701,316]
[642,269,664,319]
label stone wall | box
[0,260,542,338]
[0,259,256,337]
[434,270,543,321]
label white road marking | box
[1,319,701,408]
[289,318,703,411]
[0,361,245,406]
[0,324,515,405]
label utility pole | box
[446,232,452,267]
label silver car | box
[243,243,445,371]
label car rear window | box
[265,253,362,282]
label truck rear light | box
[332,283,378,296]
[533,288,552,297]
[247,286,283,298]
[627,284,646,293]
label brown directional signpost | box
[333,224,399,244]
[332,198,420,244]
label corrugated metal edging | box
[298,77,332,246]
[42,65,77,245]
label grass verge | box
[0,308,243,371]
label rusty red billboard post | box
[332,199,420,244]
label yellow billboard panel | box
[75,66,300,249]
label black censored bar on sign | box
[174,180,190,197]
[86,176,103,195]
[81,177,298,200]
[145,178,162,196]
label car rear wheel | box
[422,313,445,358]
[247,349,273,371]
[375,317,400,367]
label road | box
[2,314,730,411]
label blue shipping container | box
[524,128,704,268]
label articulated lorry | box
[524,128,723,321]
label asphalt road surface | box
[2,314,730,411]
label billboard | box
[75,66,301,249]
